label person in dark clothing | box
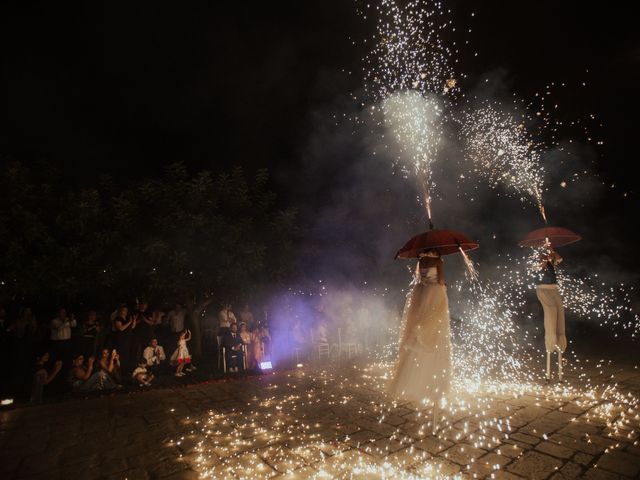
[112,306,136,372]
[80,310,101,358]
[223,323,244,372]
[132,300,153,362]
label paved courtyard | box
[1,355,640,480]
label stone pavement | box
[1,357,640,480]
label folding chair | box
[310,330,330,361]
[221,345,247,373]
[338,328,358,359]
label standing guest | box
[171,329,194,377]
[112,306,136,371]
[80,311,101,358]
[223,323,244,372]
[239,305,255,331]
[218,304,237,338]
[11,307,37,339]
[238,323,254,368]
[257,323,272,361]
[50,308,77,363]
[132,300,154,360]
[202,307,218,349]
[97,348,122,384]
[151,307,168,346]
[143,338,166,374]
[69,354,119,392]
[167,303,186,342]
[30,352,62,404]
[132,360,154,386]
[151,308,165,332]
[104,304,125,350]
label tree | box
[0,160,297,356]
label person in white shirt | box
[50,308,77,362]
[143,338,166,373]
[167,303,186,338]
[218,304,237,337]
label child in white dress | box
[171,329,196,377]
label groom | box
[223,322,244,372]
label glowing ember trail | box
[383,91,443,224]
[362,0,459,224]
[460,103,548,222]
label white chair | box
[310,330,330,361]
[221,344,247,373]
[293,347,302,363]
[338,328,358,359]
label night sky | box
[1,1,638,271]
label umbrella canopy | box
[518,226,581,248]
[395,229,479,259]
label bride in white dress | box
[388,249,452,421]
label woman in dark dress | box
[112,306,136,372]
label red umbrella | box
[518,226,581,248]
[395,229,479,259]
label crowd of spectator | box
[0,293,398,405]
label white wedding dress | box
[388,265,452,405]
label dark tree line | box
[0,160,298,337]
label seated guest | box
[238,322,251,344]
[143,338,166,373]
[132,359,154,386]
[30,352,62,404]
[223,323,244,372]
[98,348,122,384]
[69,354,119,392]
